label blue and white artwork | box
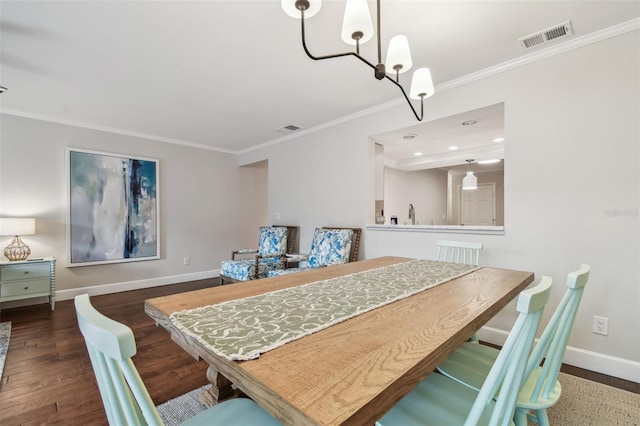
[68,149,159,265]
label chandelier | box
[282,0,434,121]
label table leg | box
[198,364,235,407]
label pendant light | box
[462,160,478,190]
[282,0,435,121]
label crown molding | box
[1,109,237,154]
[438,18,640,93]
[243,17,640,154]
[4,18,638,156]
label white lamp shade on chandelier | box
[386,35,413,74]
[0,218,36,261]
[410,68,435,100]
[282,0,321,18]
[341,0,374,45]
[462,171,478,190]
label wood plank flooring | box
[0,278,637,425]
[0,279,215,425]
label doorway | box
[460,183,496,226]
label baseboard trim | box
[55,269,220,301]
[477,326,640,383]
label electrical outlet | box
[183,257,190,266]
[593,316,608,335]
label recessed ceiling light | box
[448,146,459,151]
[403,133,418,140]
[462,120,477,126]
[414,152,423,156]
[478,159,502,164]
[493,137,505,142]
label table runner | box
[171,259,478,361]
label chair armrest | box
[253,253,287,279]
[232,249,258,260]
[285,253,309,263]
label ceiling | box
[373,102,505,171]
[1,1,638,155]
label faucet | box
[408,203,415,225]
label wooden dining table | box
[145,256,533,425]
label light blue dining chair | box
[74,294,281,426]
[376,276,552,426]
[436,264,589,426]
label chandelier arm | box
[300,12,378,72]
[383,74,425,121]
[298,6,424,122]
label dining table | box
[145,256,533,425]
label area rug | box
[157,385,208,425]
[0,321,11,382]
[156,373,640,426]
[544,372,640,425]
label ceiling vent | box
[518,21,573,49]
[274,124,302,134]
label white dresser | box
[0,257,56,311]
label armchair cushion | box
[221,257,283,282]
[258,226,288,255]
[307,228,354,268]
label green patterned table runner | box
[171,259,478,361]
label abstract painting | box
[67,148,159,266]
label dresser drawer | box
[0,263,51,281]
[0,278,51,298]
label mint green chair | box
[74,294,281,426]
[437,264,589,426]
[376,276,552,426]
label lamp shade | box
[462,172,478,190]
[282,0,322,19]
[385,35,413,74]
[409,67,435,100]
[0,218,36,236]
[341,0,373,45]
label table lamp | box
[0,218,36,261]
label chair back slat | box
[465,276,552,426]
[437,240,483,266]
[75,294,164,426]
[525,264,589,402]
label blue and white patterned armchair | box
[220,226,297,284]
[268,227,361,277]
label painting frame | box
[66,148,160,267]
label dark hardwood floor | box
[0,279,216,425]
[1,278,637,425]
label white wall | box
[384,167,448,225]
[0,114,267,298]
[240,31,640,381]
